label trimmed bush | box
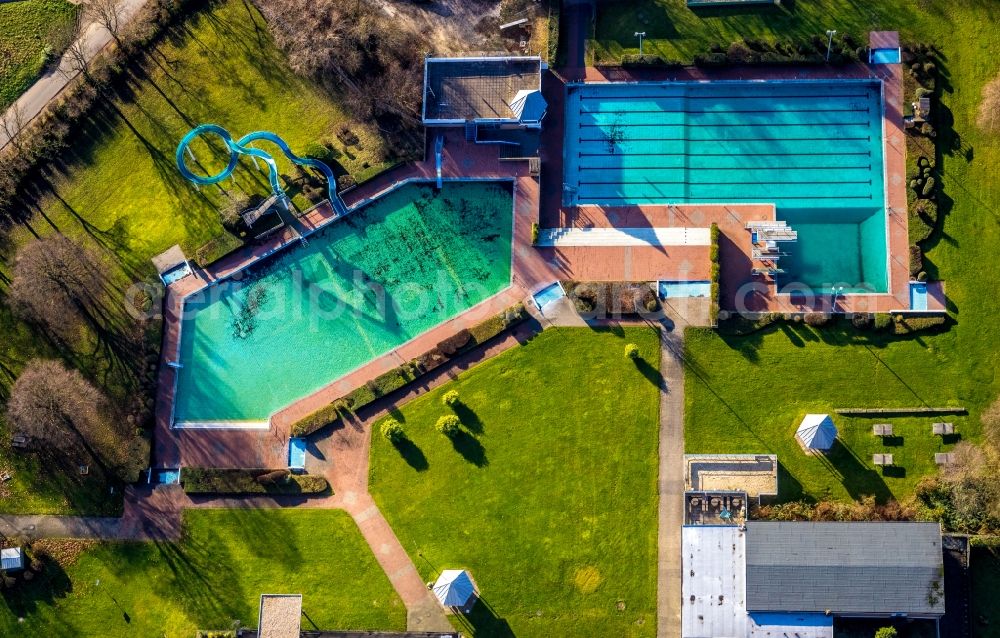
[910,245,924,277]
[922,176,937,197]
[621,54,683,68]
[875,627,899,638]
[531,222,539,244]
[435,414,461,437]
[874,313,893,331]
[438,329,472,356]
[256,469,290,484]
[291,403,340,437]
[625,343,640,360]
[442,390,460,406]
[803,313,829,327]
[380,418,404,442]
[851,313,874,330]
[892,315,948,335]
[182,468,329,495]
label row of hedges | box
[563,280,660,315]
[181,468,329,495]
[717,312,947,336]
[709,223,721,325]
[693,34,863,68]
[903,45,942,266]
[291,303,529,436]
[621,54,684,68]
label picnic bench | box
[10,433,29,449]
[932,422,955,436]
[873,423,894,437]
[935,453,955,465]
[873,453,894,467]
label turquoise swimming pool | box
[174,181,513,424]
[563,80,888,292]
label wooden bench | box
[873,423,893,437]
[932,422,955,436]
[873,453,894,467]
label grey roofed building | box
[423,56,543,125]
[745,521,945,617]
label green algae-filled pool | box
[174,181,513,424]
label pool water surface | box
[174,181,513,423]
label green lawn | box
[972,545,1000,637]
[592,0,918,64]
[0,0,395,515]
[0,0,78,109]
[593,1,1000,503]
[369,327,661,637]
[685,323,970,502]
[0,509,405,637]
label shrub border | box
[291,303,529,436]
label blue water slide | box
[175,124,346,215]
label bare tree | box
[60,14,93,82]
[89,0,126,46]
[6,360,146,481]
[9,235,109,343]
[252,0,424,131]
[0,103,28,151]
[978,73,1000,133]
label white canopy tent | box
[796,414,838,451]
[432,569,476,608]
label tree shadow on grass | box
[454,403,483,434]
[451,596,514,638]
[392,437,429,472]
[451,431,488,468]
[822,439,893,504]
[775,461,807,502]
[634,358,664,389]
[0,553,74,620]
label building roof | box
[151,244,188,276]
[795,414,837,450]
[433,569,475,607]
[423,57,542,123]
[257,594,302,638]
[1,547,23,571]
[682,525,747,638]
[745,521,945,616]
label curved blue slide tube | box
[175,124,346,214]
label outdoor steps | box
[536,226,711,247]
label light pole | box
[635,31,646,57]
[825,29,837,62]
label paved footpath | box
[657,316,687,638]
[0,0,151,151]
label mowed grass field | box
[0,509,405,637]
[685,324,969,502]
[369,327,661,637]
[592,1,1000,501]
[0,0,78,109]
[0,0,393,515]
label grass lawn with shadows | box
[370,327,661,637]
[0,509,405,637]
[0,0,395,515]
[0,0,79,109]
[685,323,971,503]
